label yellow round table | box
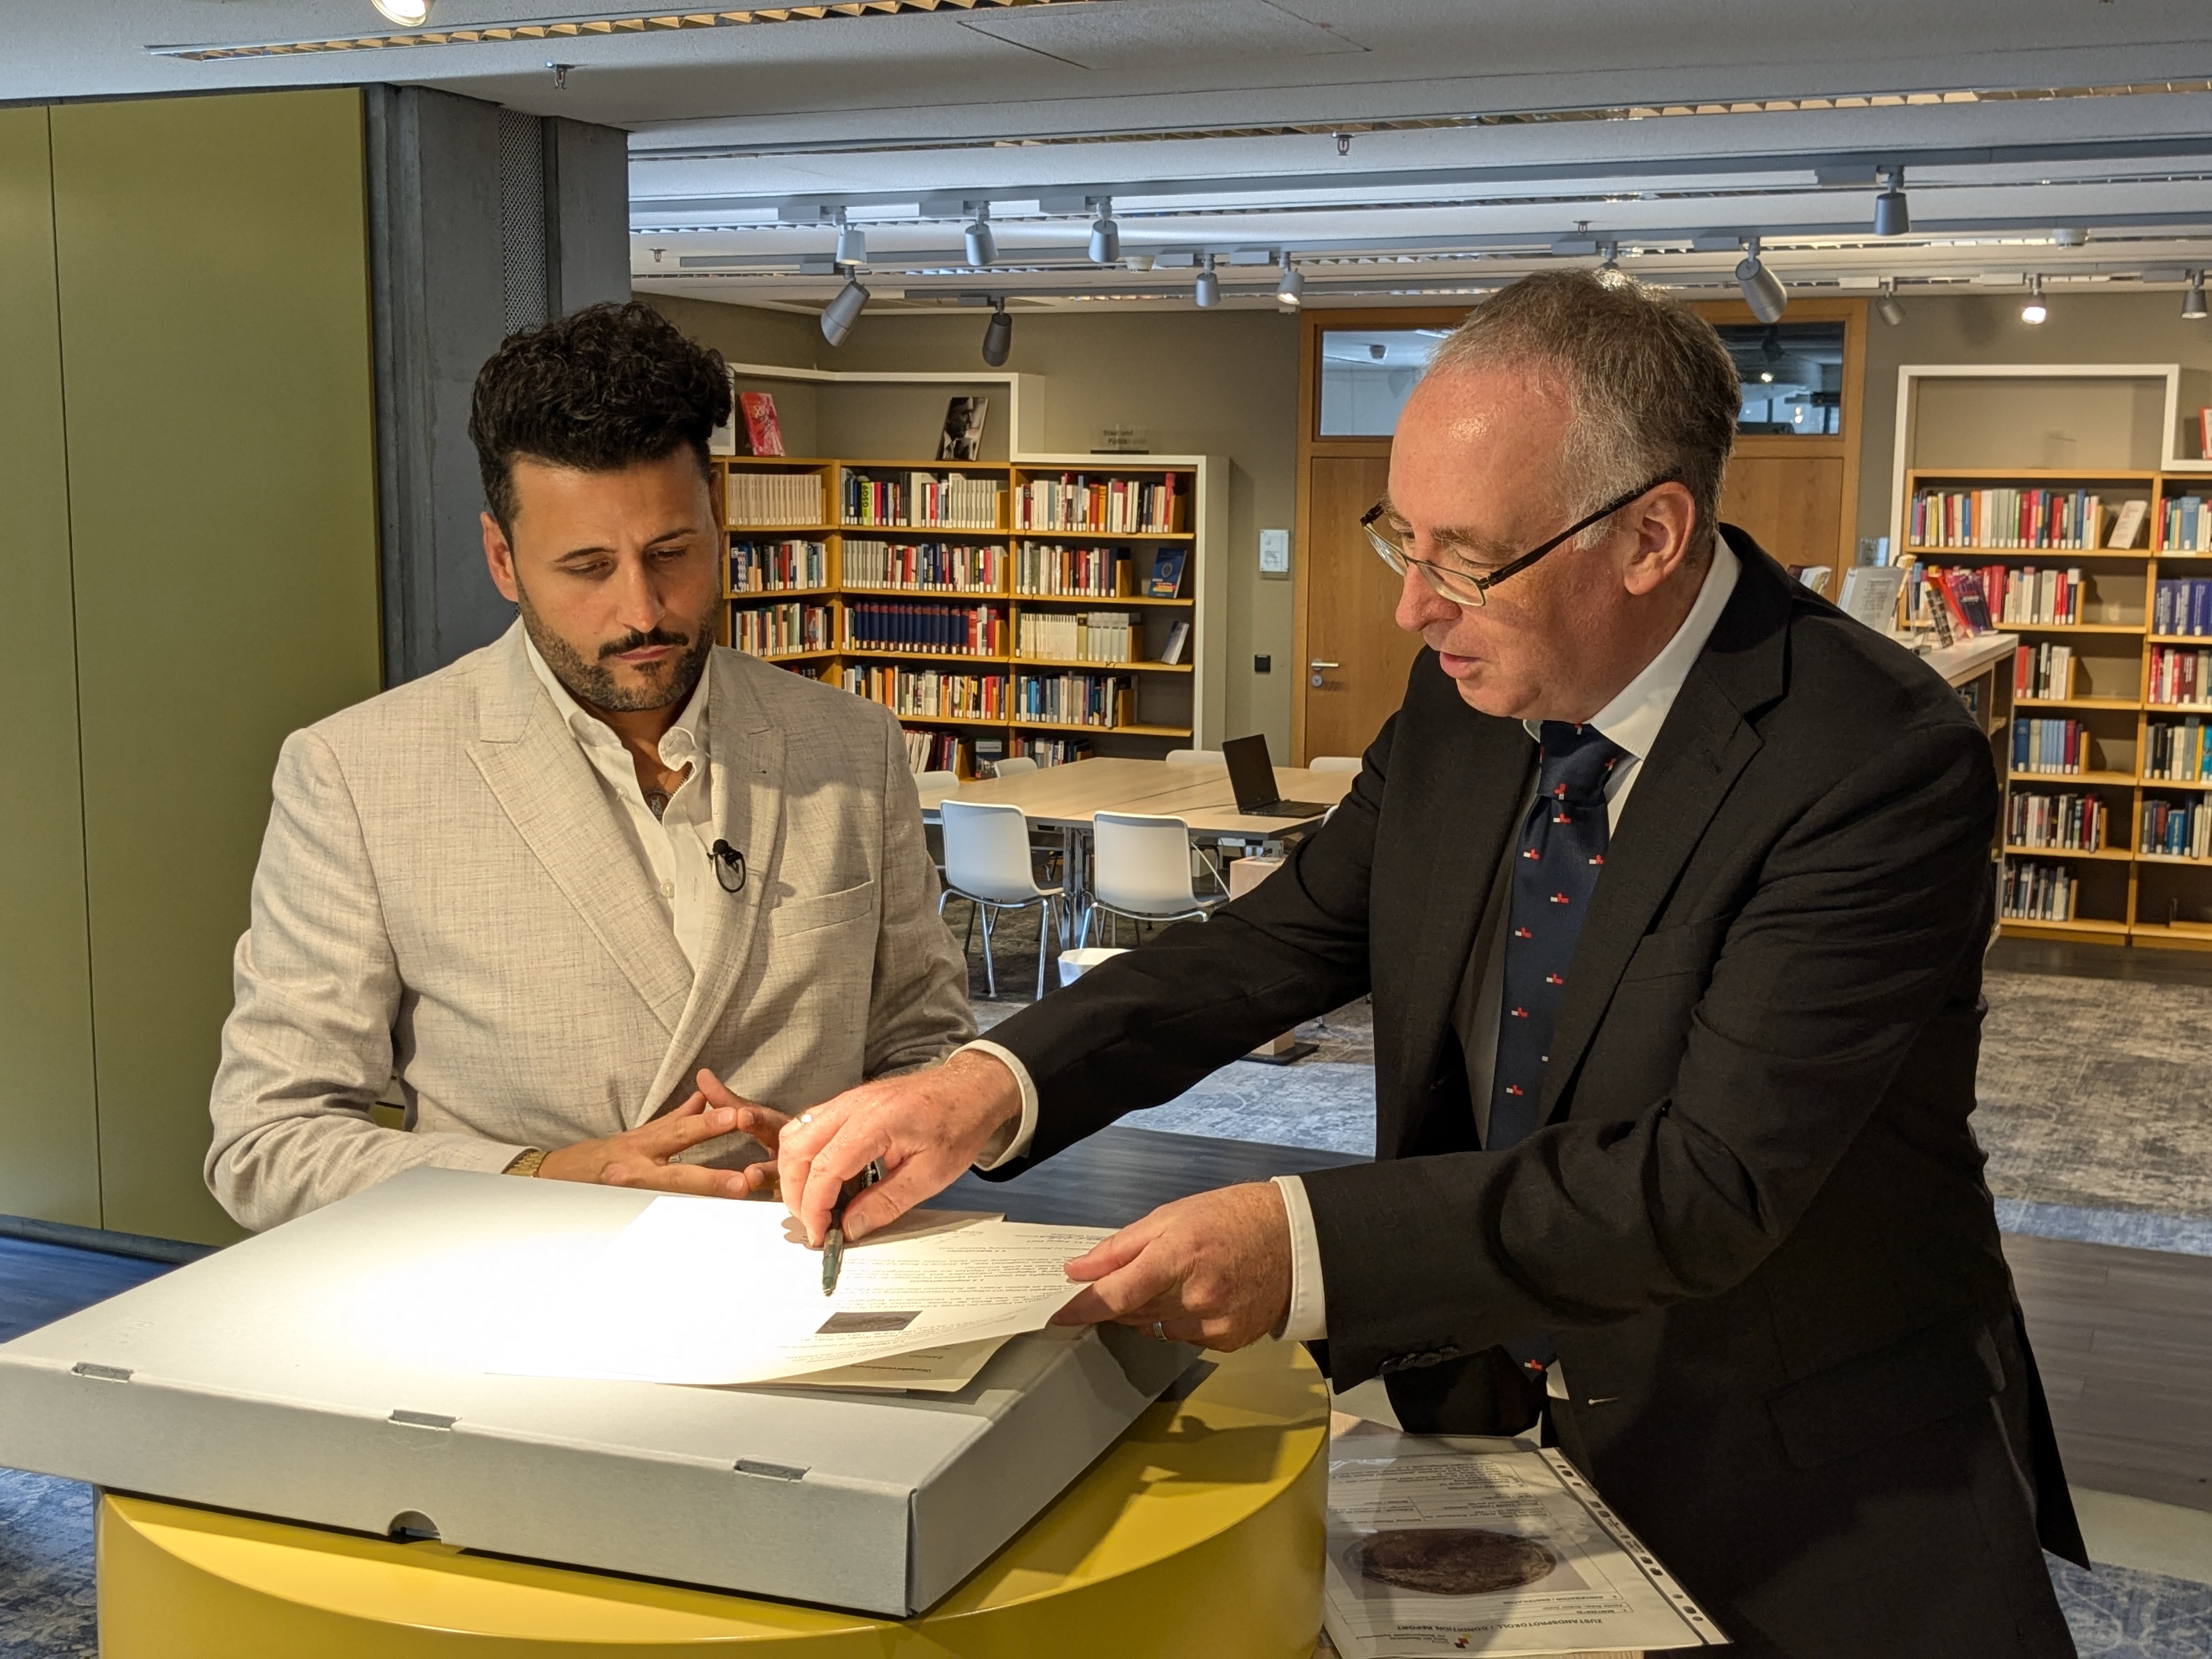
[97,1339,1328,1658]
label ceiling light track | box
[633,79,2212,166]
[151,0,1095,61]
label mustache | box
[599,627,690,660]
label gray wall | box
[1859,290,2212,549]
[369,87,633,687]
[646,295,1302,751]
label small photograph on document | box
[1330,1526,1590,1602]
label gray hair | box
[1423,270,1740,560]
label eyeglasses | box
[1361,471,1682,608]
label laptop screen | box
[1221,733,1278,811]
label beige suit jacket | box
[208,624,973,1231]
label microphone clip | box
[710,839,747,895]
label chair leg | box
[978,903,998,998]
[1034,896,1056,1002]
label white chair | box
[1165,748,1224,766]
[939,800,1064,1000]
[1057,945,1128,989]
[1083,812,1221,944]
[916,769,960,792]
[990,755,1039,777]
[1308,755,1363,774]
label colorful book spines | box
[2011,717,2086,774]
[1909,488,2103,550]
[843,601,1003,656]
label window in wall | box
[1318,330,1448,436]
[1716,322,1846,436]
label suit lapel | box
[635,652,786,1122]
[1539,534,1791,1118]
[1379,670,1536,1153]
[466,627,694,1038]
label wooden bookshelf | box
[1900,463,2212,946]
[715,454,1217,777]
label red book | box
[738,392,785,457]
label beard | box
[516,585,718,714]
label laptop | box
[1222,733,1332,820]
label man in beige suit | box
[208,302,978,1231]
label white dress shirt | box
[959,540,1742,1358]
[524,636,718,973]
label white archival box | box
[0,1168,1194,1616]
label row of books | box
[1015,544,1130,599]
[1949,563,2088,626]
[2166,496,2212,555]
[726,472,825,528]
[1915,566,1998,636]
[844,539,1007,592]
[1014,672,1136,729]
[1909,488,2110,550]
[729,539,827,592]
[2007,791,2108,851]
[1016,611,1138,664]
[2015,642,2076,702]
[1011,737,1095,767]
[1013,473,1182,534]
[2141,798,2212,860]
[2150,645,2212,708]
[731,601,831,657]
[2013,717,2090,775]
[840,665,1007,722]
[2001,859,2079,922]
[902,729,974,776]
[845,601,1004,657]
[2153,577,2212,636]
[2146,718,2212,781]
[843,471,1001,529]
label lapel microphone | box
[709,839,747,895]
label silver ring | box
[798,1112,814,1124]
[1150,1321,1166,1341]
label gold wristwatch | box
[504,1148,548,1178]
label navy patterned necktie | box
[1488,720,1626,1151]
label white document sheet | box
[747,1336,1012,1394]
[1322,1425,1725,1656]
[488,1198,1110,1386]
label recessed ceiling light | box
[371,0,432,24]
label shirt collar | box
[1521,535,1741,763]
[523,631,712,768]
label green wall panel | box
[51,90,384,1243]
[0,108,101,1227]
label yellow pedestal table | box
[98,1339,1328,1658]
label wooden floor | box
[2007,1229,2212,1514]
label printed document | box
[487,1197,1107,1386]
[1323,1424,1725,1656]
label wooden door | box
[1303,455,1416,761]
[1718,453,1847,571]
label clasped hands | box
[536,1052,1294,1352]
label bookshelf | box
[1898,464,2212,948]
[716,453,1223,777]
[1888,363,2212,950]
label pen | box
[822,1160,884,1297]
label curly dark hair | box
[467,301,732,532]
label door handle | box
[1309,659,1340,689]
[1308,661,1341,670]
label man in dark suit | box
[738,272,2085,1656]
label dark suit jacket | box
[983,533,2085,1658]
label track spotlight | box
[1877,279,1905,327]
[1872,167,1909,237]
[964,206,997,268]
[1277,262,1305,307]
[2053,227,2091,247]
[1595,241,1624,287]
[2185,272,2208,321]
[821,273,869,347]
[1735,238,1787,323]
[834,212,866,267]
[981,298,1012,366]
[2021,275,2047,325]
[1088,200,1119,264]
[1195,255,1221,308]
[372,0,433,22]
[1124,253,1156,272]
